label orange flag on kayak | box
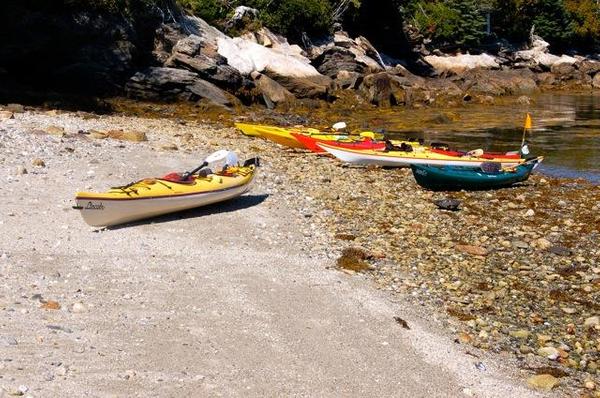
[524,113,532,130]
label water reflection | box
[347,93,600,184]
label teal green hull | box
[411,160,541,191]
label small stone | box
[70,302,87,313]
[462,387,474,396]
[0,336,18,346]
[585,380,596,390]
[561,307,577,314]
[519,345,532,354]
[5,387,24,396]
[47,325,73,333]
[56,365,69,376]
[512,240,529,249]
[534,238,552,250]
[40,300,61,310]
[524,209,535,217]
[122,369,136,380]
[45,125,65,137]
[455,244,488,256]
[509,329,530,339]
[88,130,108,139]
[32,158,45,167]
[434,199,461,211]
[160,143,178,151]
[548,245,571,256]
[538,346,560,360]
[584,316,600,328]
[0,110,15,120]
[106,129,147,142]
[527,374,559,391]
[537,334,552,344]
[14,165,27,175]
[456,332,472,344]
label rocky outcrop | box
[217,37,318,78]
[165,35,242,89]
[263,71,332,99]
[457,69,539,96]
[311,32,384,78]
[514,37,578,70]
[217,36,332,99]
[0,0,181,98]
[359,72,402,107]
[316,47,369,77]
[240,28,305,59]
[250,71,295,108]
[125,66,234,107]
[335,70,363,90]
[5,2,600,110]
[424,53,500,75]
[225,6,259,32]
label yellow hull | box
[236,122,388,149]
[75,166,256,227]
[255,127,307,149]
[234,122,291,137]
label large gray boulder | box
[315,47,368,77]
[250,71,295,109]
[125,66,235,107]
[188,79,234,107]
[358,72,407,107]
[263,71,332,99]
[310,32,384,78]
[457,69,539,96]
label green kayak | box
[411,157,543,191]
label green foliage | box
[257,0,333,41]
[408,0,487,48]
[565,0,600,44]
[177,0,227,22]
[176,0,335,41]
[42,0,169,21]
[494,0,574,44]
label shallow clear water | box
[348,93,600,184]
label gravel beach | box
[0,107,593,397]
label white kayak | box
[317,143,524,168]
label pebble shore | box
[0,105,598,396]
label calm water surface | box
[346,93,600,184]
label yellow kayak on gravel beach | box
[234,122,291,137]
[234,122,386,150]
[74,151,258,227]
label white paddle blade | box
[205,149,230,164]
[332,122,347,130]
[225,151,239,166]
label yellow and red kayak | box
[75,161,257,227]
